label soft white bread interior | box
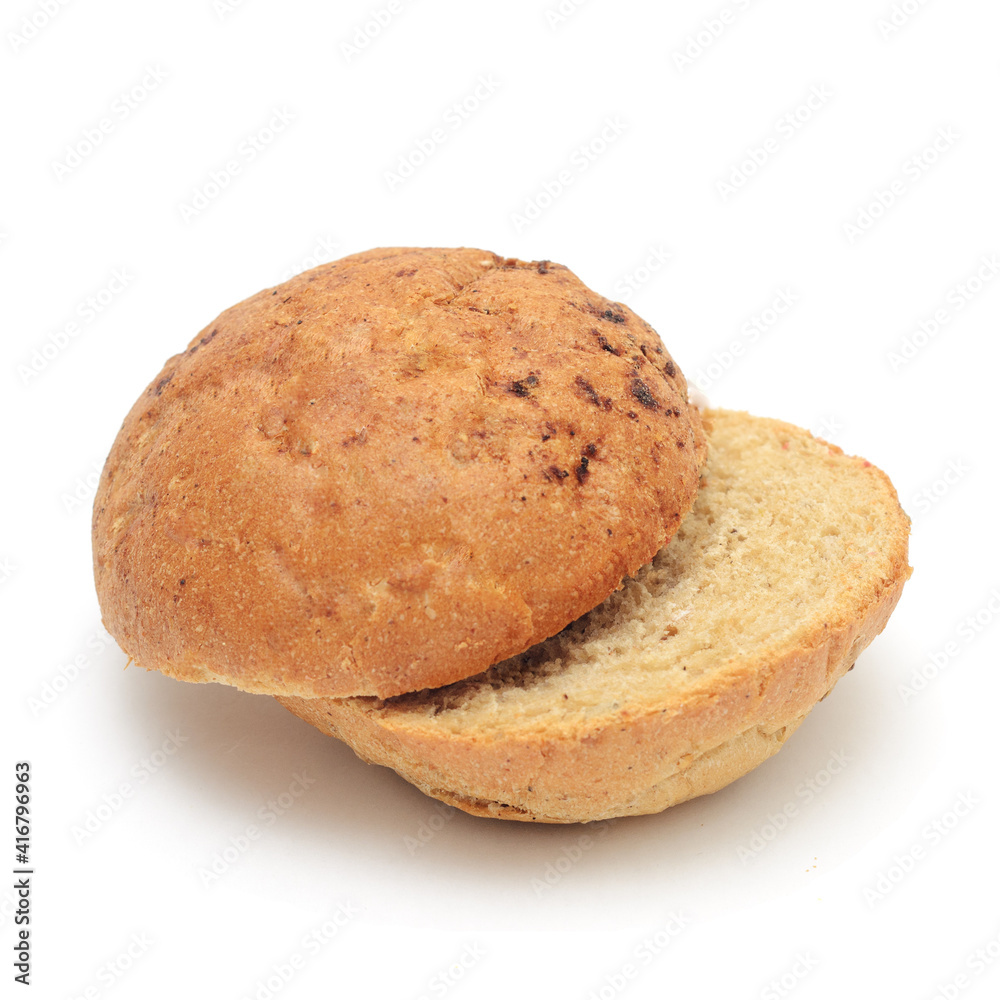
[279,409,912,823]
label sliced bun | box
[279,409,912,822]
[93,248,706,699]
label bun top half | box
[93,247,706,697]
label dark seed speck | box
[630,378,659,410]
[574,376,601,407]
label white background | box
[3,0,1000,997]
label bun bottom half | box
[279,410,912,823]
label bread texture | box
[92,248,706,699]
[279,409,912,823]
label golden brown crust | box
[92,247,706,698]
[277,409,913,823]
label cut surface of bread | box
[92,247,706,699]
[279,409,912,823]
